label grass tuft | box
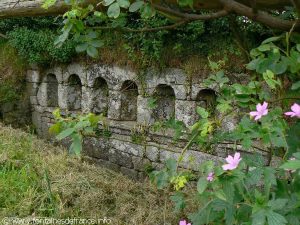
[0,123,183,224]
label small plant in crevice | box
[100,117,112,138]
[49,109,101,155]
[130,123,149,144]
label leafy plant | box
[149,33,300,225]
[49,109,101,155]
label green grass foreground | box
[0,123,178,225]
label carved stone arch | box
[152,84,175,121]
[67,74,82,111]
[120,80,139,121]
[91,77,109,115]
[196,89,217,112]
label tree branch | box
[291,0,300,16]
[93,19,191,32]
[0,33,8,39]
[219,0,300,31]
[152,4,230,20]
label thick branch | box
[0,33,8,39]
[153,4,230,20]
[219,0,300,31]
[0,0,298,32]
[291,0,300,16]
[0,0,96,18]
[93,19,191,32]
[0,0,293,19]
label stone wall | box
[27,63,260,179]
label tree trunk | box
[0,0,292,19]
[0,0,95,18]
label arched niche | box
[45,74,58,107]
[92,77,109,115]
[196,89,217,112]
[67,74,82,111]
[152,84,175,121]
[120,80,138,121]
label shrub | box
[8,27,77,65]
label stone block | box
[110,139,144,157]
[132,156,150,171]
[30,96,38,105]
[83,137,110,160]
[120,167,138,180]
[26,70,40,83]
[159,150,180,162]
[137,96,153,124]
[36,83,48,107]
[58,84,68,109]
[175,100,198,126]
[108,148,133,168]
[145,146,159,162]
[107,90,121,120]
[173,85,187,100]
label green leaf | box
[129,1,144,12]
[87,31,98,39]
[94,11,102,17]
[267,199,288,211]
[178,0,194,8]
[56,128,75,140]
[252,210,266,225]
[70,134,82,155]
[74,120,90,130]
[103,0,115,6]
[247,58,260,71]
[87,45,98,58]
[258,44,271,52]
[42,0,57,9]
[140,4,154,18]
[215,190,227,201]
[75,43,88,53]
[280,159,300,170]
[246,168,264,186]
[166,158,177,172]
[291,81,300,90]
[196,107,209,118]
[197,177,208,194]
[49,123,62,135]
[117,0,130,8]
[107,2,120,18]
[90,39,104,48]
[262,36,281,44]
[266,210,288,225]
[170,192,186,212]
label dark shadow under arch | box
[196,89,217,112]
[46,74,58,107]
[120,80,138,121]
[152,84,175,121]
[92,77,109,115]
[67,74,82,110]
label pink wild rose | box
[180,220,191,225]
[207,172,214,182]
[284,103,300,118]
[250,102,268,120]
[222,152,242,171]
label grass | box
[0,123,183,225]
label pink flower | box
[180,220,191,225]
[284,103,300,118]
[222,152,242,171]
[207,172,214,182]
[250,102,268,120]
